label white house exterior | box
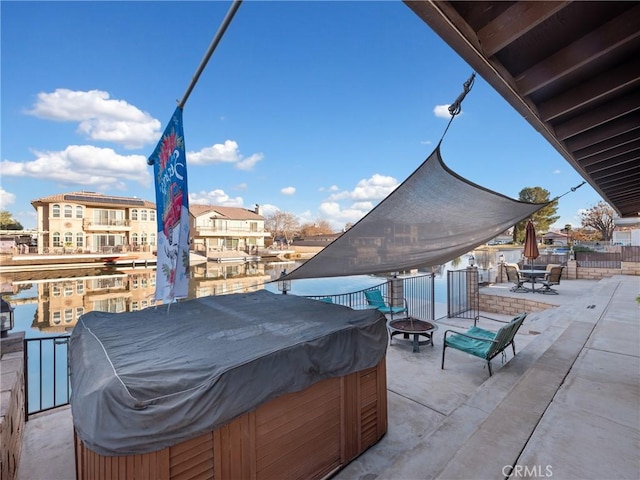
[189,204,268,254]
[612,217,640,246]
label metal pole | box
[178,0,243,109]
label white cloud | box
[329,174,398,202]
[0,188,16,209]
[187,140,264,170]
[319,184,340,192]
[27,89,161,149]
[434,104,452,119]
[318,201,371,230]
[553,169,561,174]
[259,204,280,217]
[281,186,296,196]
[189,189,243,207]
[1,145,151,189]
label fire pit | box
[388,317,438,353]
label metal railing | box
[304,281,390,308]
[447,269,479,324]
[24,336,71,420]
[304,274,436,321]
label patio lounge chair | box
[364,289,408,320]
[538,266,564,294]
[504,264,528,292]
[441,312,527,376]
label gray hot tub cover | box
[70,290,387,455]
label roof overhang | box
[405,0,640,218]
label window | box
[52,204,60,217]
[131,209,138,221]
[52,232,61,247]
[150,233,156,246]
[141,232,148,245]
[150,210,156,221]
[64,205,73,218]
[132,277,138,289]
[75,206,83,218]
[64,232,73,246]
[52,285,61,297]
[131,233,138,246]
[131,301,139,311]
[76,307,84,320]
[250,222,258,232]
[76,233,84,247]
[64,309,74,323]
[141,210,148,221]
[141,277,148,288]
[76,281,84,295]
[64,284,73,296]
[52,312,61,325]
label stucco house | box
[189,204,269,255]
[31,191,157,254]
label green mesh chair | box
[364,289,408,320]
[441,312,527,376]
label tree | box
[512,187,559,243]
[0,210,23,230]
[299,219,334,238]
[581,201,615,241]
[264,211,300,245]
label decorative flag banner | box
[148,107,190,303]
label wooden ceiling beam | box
[579,139,640,168]
[564,113,640,151]
[554,90,640,141]
[589,164,640,182]
[583,151,640,174]
[477,1,568,57]
[538,62,640,122]
[573,130,640,161]
[515,6,640,96]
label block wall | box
[0,335,25,480]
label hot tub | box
[70,290,388,479]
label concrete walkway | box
[17,275,640,479]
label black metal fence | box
[447,269,479,324]
[304,274,436,321]
[24,336,71,420]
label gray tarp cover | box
[70,290,387,456]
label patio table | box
[520,269,548,292]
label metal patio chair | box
[538,266,564,294]
[504,264,528,292]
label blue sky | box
[1,0,603,232]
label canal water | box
[4,259,460,414]
[6,260,461,339]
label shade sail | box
[284,145,547,280]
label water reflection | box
[3,261,291,337]
[3,259,449,338]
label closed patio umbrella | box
[523,220,539,291]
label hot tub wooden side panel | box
[74,358,387,480]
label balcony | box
[193,225,266,238]
[82,219,131,231]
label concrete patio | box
[17,275,640,479]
